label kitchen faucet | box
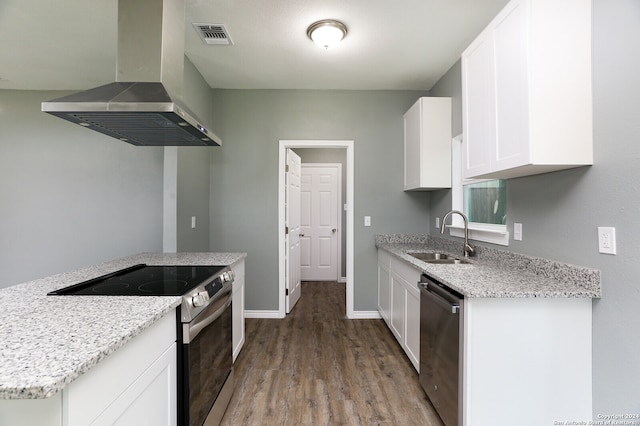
[440,210,475,258]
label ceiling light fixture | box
[307,19,347,49]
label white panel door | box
[300,164,339,281]
[285,149,302,313]
[462,29,496,179]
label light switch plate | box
[364,216,371,227]
[191,216,196,229]
[598,227,616,255]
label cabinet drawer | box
[390,256,421,289]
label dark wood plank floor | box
[221,282,443,425]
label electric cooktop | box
[47,264,226,296]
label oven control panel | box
[181,266,234,322]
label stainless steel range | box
[48,264,235,426]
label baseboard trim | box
[244,310,283,319]
[348,310,382,319]
[244,309,382,320]
[338,276,347,283]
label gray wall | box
[427,0,640,414]
[0,90,164,288]
[175,58,214,252]
[208,90,431,311]
[176,147,211,251]
[0,58,213,286]
[429,59,462,225]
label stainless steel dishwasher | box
[419,273,463,426]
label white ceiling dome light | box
[307,19,347,49]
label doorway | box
[300,163,342,282]
[278,140,354,319]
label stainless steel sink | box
[409,252,470,264]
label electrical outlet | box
[364,216,371,227]
[435,217,440,228]
[598,227,616,255]
[191,216,196,229]
[514,223,523,241]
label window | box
[464,180,506,225]
[448,135,509,246]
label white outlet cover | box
[598,226,616,255]
[514,223,523,241]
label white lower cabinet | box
[378,249,421,371]
[0,312,177,426]
[462,297,592,425]
[64,313,177,426]
[230,258,246,362]
[377,249,593,425]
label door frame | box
[278,140,355,319]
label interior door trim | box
[278,140,355,319]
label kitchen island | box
[0,252,246,425]
[376,234,600,426]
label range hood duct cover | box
[42,0,220,147]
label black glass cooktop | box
[48,264,225,296]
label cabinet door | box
[231,259,246,362]
[403,101,422,190]
[389,272,405,342]
[97,344,177,426]
[405,285,421,371]
[492,0,530,171]
[378,261,391,324]
[64,314,177,426]
[462,33,495,179]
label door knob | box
[332,228,337,233]
[299,233,305,237]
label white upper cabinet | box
[462,0,593,179]
[403,97,452,191]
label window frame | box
[447,134,510,246]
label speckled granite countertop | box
[376,234,601,299]
[0,252,246,400]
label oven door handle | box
[183,290,231,344]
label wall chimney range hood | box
[42,0,221,147]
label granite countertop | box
[376,234,601,299]
[0,252,246,400]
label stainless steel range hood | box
[42,0,221,147]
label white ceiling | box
[0,0,508,91]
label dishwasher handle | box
[419,278,461,315]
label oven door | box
[180,288,233,426]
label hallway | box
[221,282,443,425]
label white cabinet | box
[377,249,421,371]
[0,313,177,426]
[65,313,177,426]
[230,258,245,362]
[462,0,593,179]
[462,297,592,425]
[403,97,452,191]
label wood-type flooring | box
[220,281,443,426]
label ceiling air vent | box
[192,23,233,45]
